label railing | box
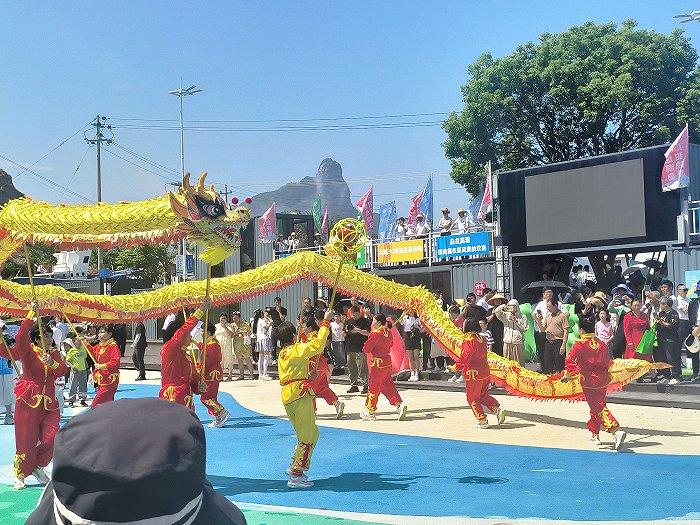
[274,227,496,271]
[689,201,700,243]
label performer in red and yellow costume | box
[563,316,627,450]
[456,319,506,428]
[302,311,344,419]
[198,321,229,428]
[278,309,334,489]
[89,324,121,408]
[159,304,207,410]
[0,302,68,489]
[360,313,407,421]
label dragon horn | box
[182,172,192,192]
[196,172,208,192]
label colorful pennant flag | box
[355,186,374,235]
[661,124,690,192]
[258,202,277,243]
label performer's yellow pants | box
[285,395,318,473]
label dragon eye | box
[202,203,224,217]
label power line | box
[0,152,92,202]
[110,141,179,177]
[101,146,173,182]
[67,145,91,186]
[108,121,444,133]
[108,111,451,124]
[28,122,92,169]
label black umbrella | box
[520,280,569,293]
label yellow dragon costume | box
[0,176,662,401]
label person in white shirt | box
[675,284,691,360]
[255,309,273,380]
[395,217,408,240]
[413,214,431,237]
[453,208,469,233]
[476,289,495,313]
[437,208,454,235]
[287,232,300,251]
[330,313,346,371]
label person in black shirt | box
[268,297,287,361]
[463,293,487,326]
[656,297,680,382]
[299,297,317,326]
[344,306,370,393]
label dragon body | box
[0,251,662,401]
[0,172,250,266]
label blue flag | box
[418,175,433,227]
[378,201,397,241]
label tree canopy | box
[443,20,700,194]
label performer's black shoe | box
[347,386,359,393]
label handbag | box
[635,326,656,355]
[684,334,700,354]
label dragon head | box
[168,172,250,264]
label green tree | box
[112,245,173,285]
[443,20,698,195]
[1,242,58,279]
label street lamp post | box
[169,81,202,282]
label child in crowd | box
[595,309,614,346]
[64,329,88,408]
[255,309,273,380]
[478,319,494,352]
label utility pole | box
[168,81,202,282]
[85,115,112,293]
[220,184,232,203]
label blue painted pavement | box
[0,383,697,521]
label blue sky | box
[1,1,699,218]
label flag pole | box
[200,264,212,381]
[23,243,48,355]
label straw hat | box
[487,293,507,306]
[457,208,466,214]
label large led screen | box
[524,158,646,246]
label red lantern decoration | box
[231,197,239,205]
[244,197,253,204]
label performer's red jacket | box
[565,334,611,389]
[455,332,489,380]
[0,317,68,410]
[161,314,201,397]
[362,327,393,360]
[91,339,121,387]
[199,338,223,382]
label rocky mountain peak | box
[0,169,24,206]
[315,158,344,181]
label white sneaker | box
[589,435,602,446]
[614,430,627,451]
[13,477,25,490]
[285,469,307,480]
[397,402,408,421]
[455,376,464,383]
[287,473,314,488]
[496,408,506,426]
[668,378,680,385]
[32,467,50,484]
[217,409,229,427]
[262,374,272,381]
[334,401,345,419]
[360,411,377,421]
[475,420,490,429]
[447,375,456,383]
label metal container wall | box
[239,281,306,325]
[667,246,700,288]
[451,262,497,299]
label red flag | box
[258,202,276,243]
[661,124,690,192]
[321,204,329,242]
[478,165,493,221]
[355,186,374,234]
[406,190,424,227]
